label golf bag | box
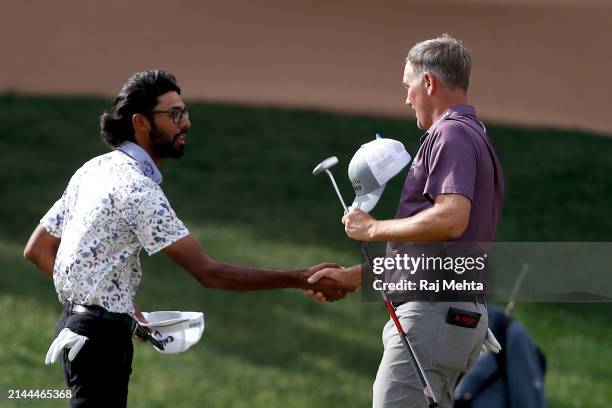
[454,305,546,408]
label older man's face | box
[403,63,432,130]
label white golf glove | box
[45,328,89,365]
[481,328,502,354]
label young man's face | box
[402,63,432,130]
[149,91,190,159]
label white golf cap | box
[348,137,411,213]
[140,311,205,354]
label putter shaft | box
[325,169,348,213]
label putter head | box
[312,156,339,175]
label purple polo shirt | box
[396,104,504,242]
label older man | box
[307,35,504,407]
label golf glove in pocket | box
[45,328,88,364]
[481,328,502,354]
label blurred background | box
[1,0,611,134]
[1,1,611,407]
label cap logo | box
[153,331,176,346]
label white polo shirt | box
[41,143,190,315]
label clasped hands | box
[303,263,357,301]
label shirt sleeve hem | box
[39,220,62,238]
[144,228,191,256]
[423,185,474,203]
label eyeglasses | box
[150,107,190,124]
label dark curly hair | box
[100,69,181,147]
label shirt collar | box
[116,141,163,184]
[419,104,476,144]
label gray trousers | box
[372,301,487,408]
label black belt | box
[392,294,486,308]
[64,302,137,332]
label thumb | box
[307,269,329,284]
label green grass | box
[0,93,610,407]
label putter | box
[312,157,439,407]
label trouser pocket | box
[432,307,480,371]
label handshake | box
[301,263,360,302]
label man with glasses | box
[24,69,351,407]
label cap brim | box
[351,184,386,213]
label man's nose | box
[180,115,191,130]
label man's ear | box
[132,113,151,135]
[422,71,436,96]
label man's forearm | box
[373,204,466,242]
[343,194,470,243]
[373,210,450,242]
[164,235,307,290]
[164,235,346,300]
[196,259,307,290]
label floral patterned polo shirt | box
[40,142,190,315]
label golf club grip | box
[135,324,165,350]
[148,335,165,350]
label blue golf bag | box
[454,305,546,408]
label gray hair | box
[406,34,471,92]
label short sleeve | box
[423,126,477,202]
[122,180,190,255]
[40,191,67,238]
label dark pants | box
[56,308,134,407]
